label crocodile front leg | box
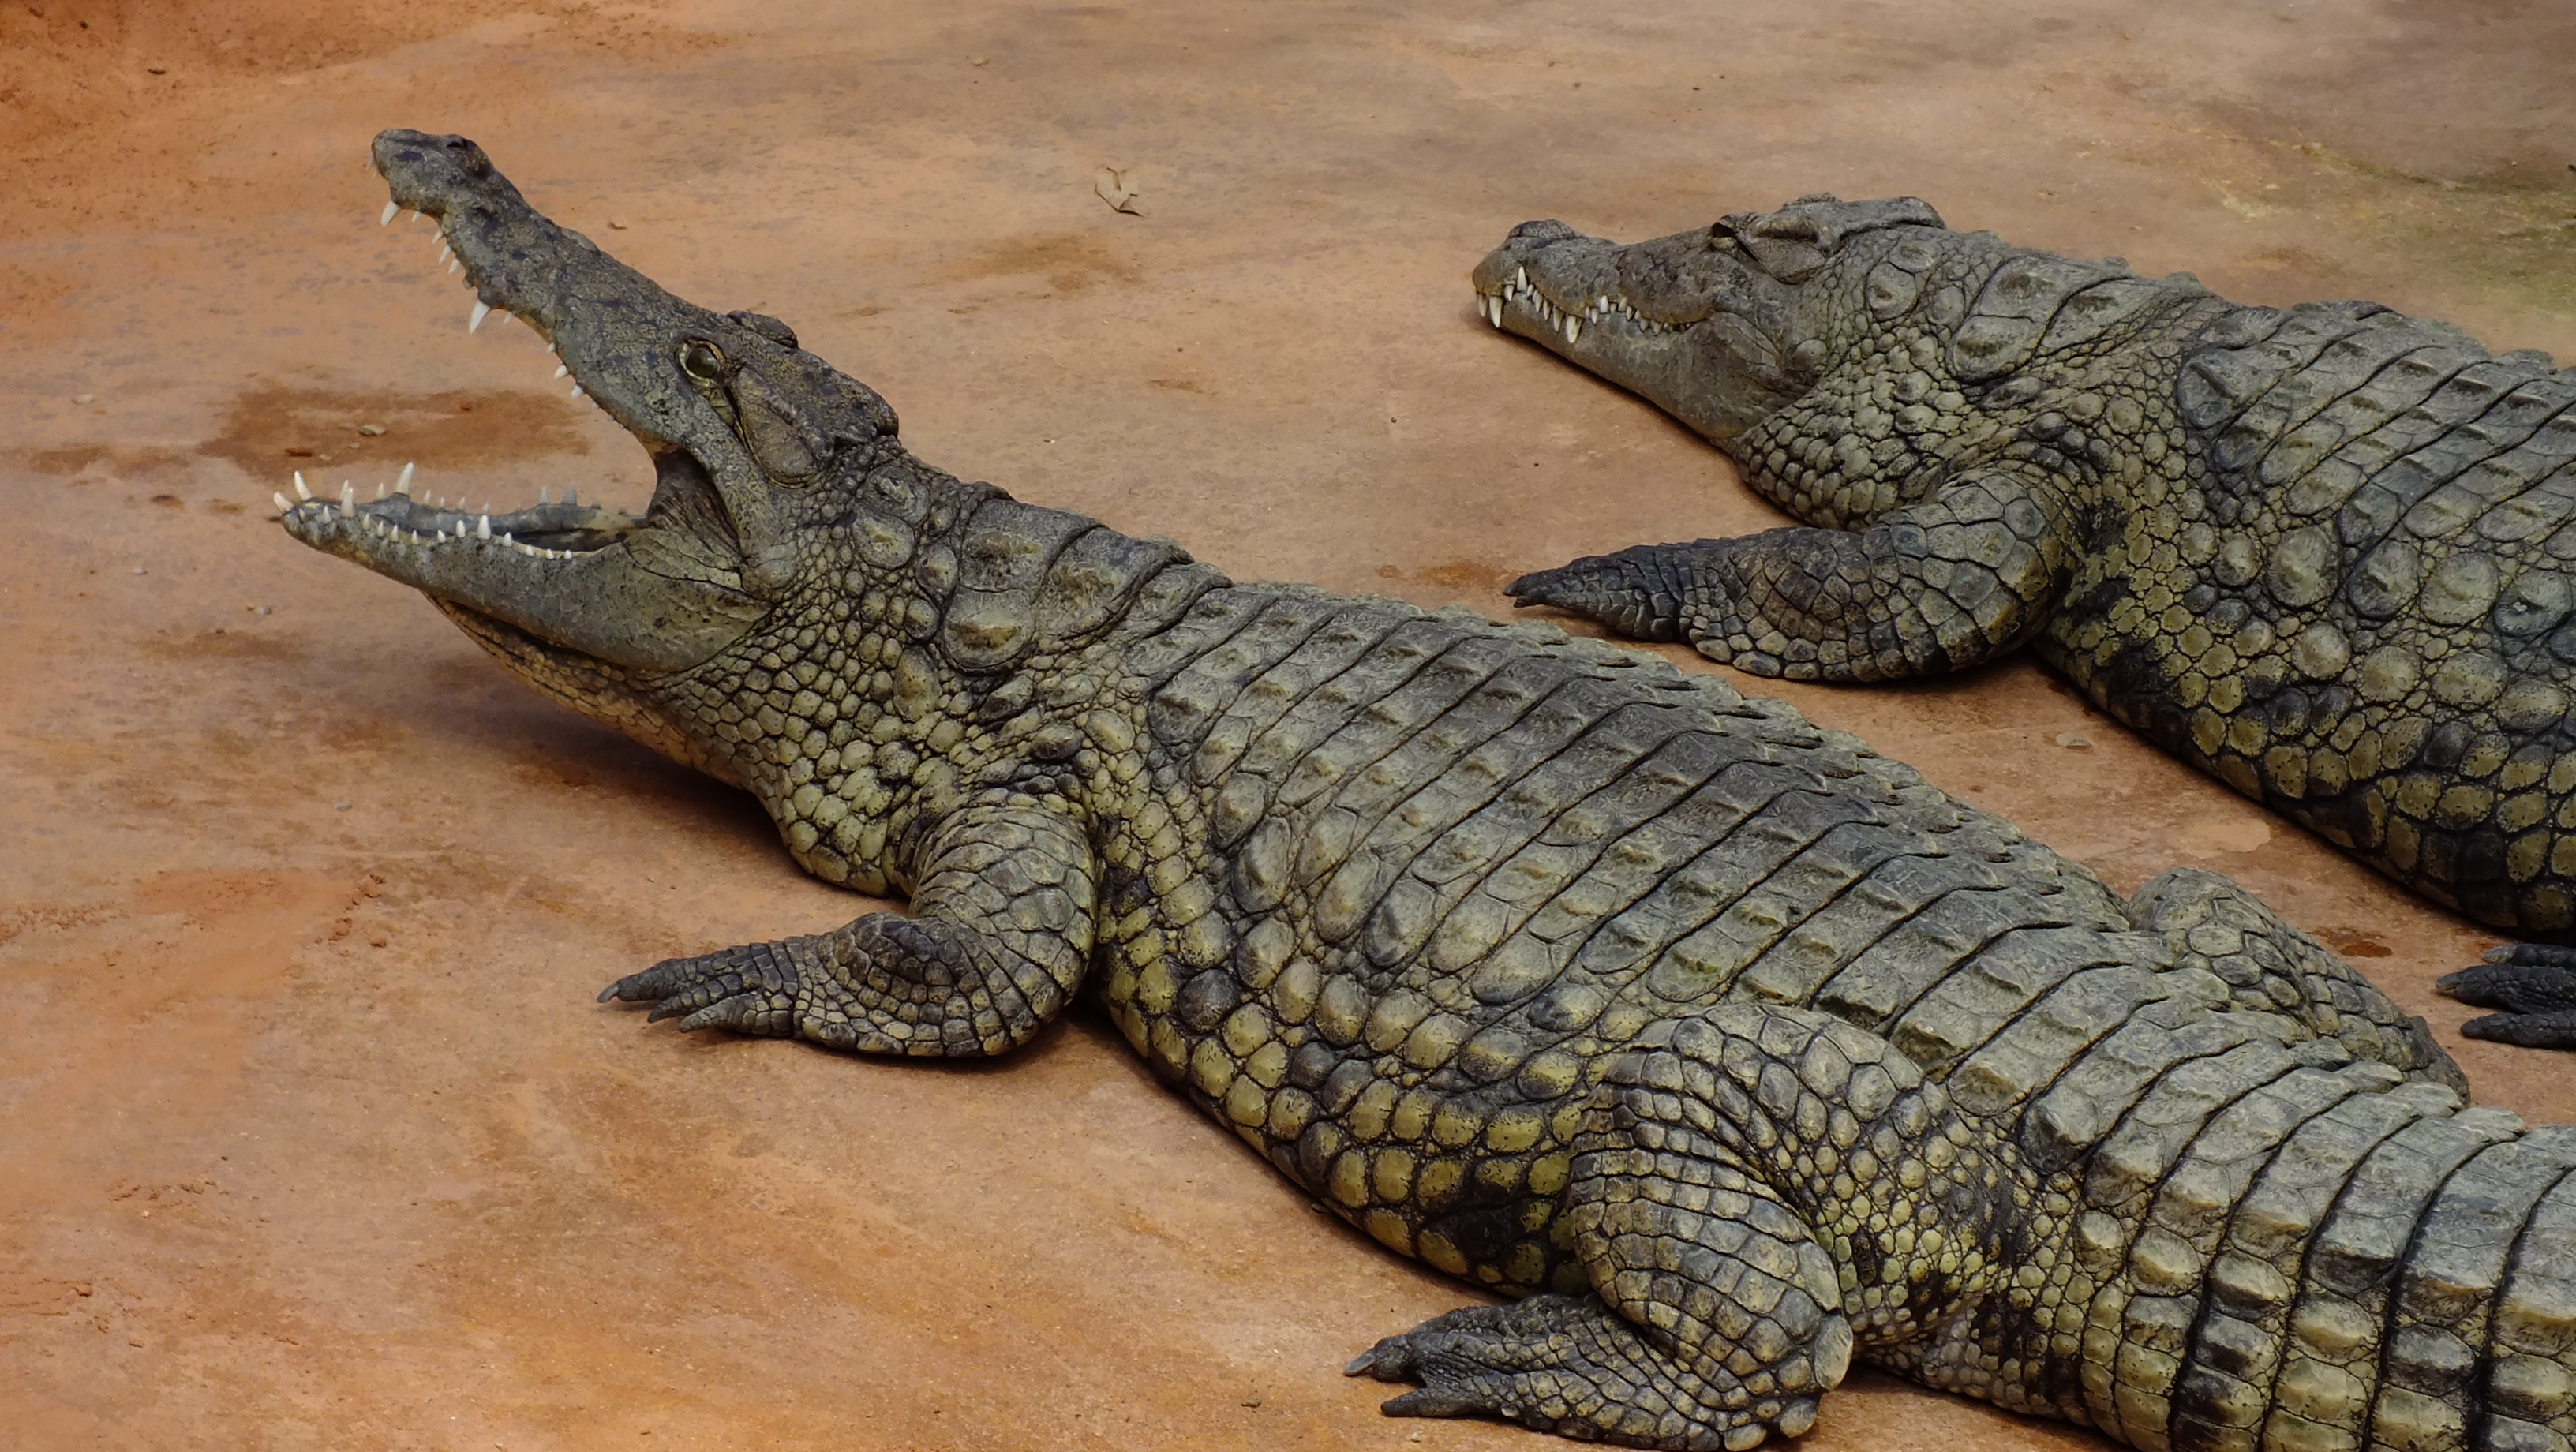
[1507,469,2075,683]
[1352,1005,2042,1450]
[601,796,1095,1057]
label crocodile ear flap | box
[727,374,828,482]
[1714,195,1948,283]
[725,309,801,350]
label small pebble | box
[132,566,146,575]
[609,217,630,230]
[73,392,94,405]
[2054,732,2094,750]
[357,423,386,436]
[335,802,352,812]
[250,604,272,616]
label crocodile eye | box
[680,340,725,382]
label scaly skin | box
[283,137,2576,1451]
[1483,199,2576,960]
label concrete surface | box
[6,2,2576,1448]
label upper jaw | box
[369,129,731,462]
[267,130,777,675]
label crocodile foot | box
[599,936,814,1037]
[1507,543,1715,646]
[1348,1293,1812,1451]
[2438,944,2576,1049]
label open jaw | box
[273,129,771,678]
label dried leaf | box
[1093,167,1141,216]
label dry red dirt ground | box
[6,2,2576,1449]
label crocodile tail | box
[2070,1063,2576,1452]
[1505,541,1721,643]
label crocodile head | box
[1470,195,1946,443]
[277,129,900,769]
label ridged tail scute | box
[2081,1067,2576,1452]
[1507,541,1724,644]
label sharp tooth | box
[272,491,292,513]
[379,200,399,226]
[395,462,415,495]
[570,385,585,399]
[538,488,551,505]
[1486,295,1501,327]
[294,472,311,500]
[503,532,515,545]
[339,482,356,517]
[446,258,459,275]
[553,365,568,379]
[547,342,557,354]
[562,486,575,505]
[438,241,452,265]
[1565,316,1581,345]
[477,515,491,539]
[469,300,492,332]
[1515,265,1526,287]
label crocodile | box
[1482,198,2576,962]
[280,131,2576,1452]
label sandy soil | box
[6,2,2576,1448]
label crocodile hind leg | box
[1504,468,2075,683]
[599,796,1095,1057]
[2437,943,2576,1048]
[2127,867,2469,1092]
[1350,1005,2039,1450]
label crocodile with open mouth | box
[1480,200,2576,1034]
[281,133,2576,1452]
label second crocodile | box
[1485,197,2576,941]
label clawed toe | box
[597,960,684,1005]
[2436,952,2576,1016]
[1348,1330,1430,1384]
[1382,1387,1488,1419]
[2458,1009,2576,1050]
[597,942,801,1038]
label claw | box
[1343,1351,1376,1376]
[598,971,652,1004]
